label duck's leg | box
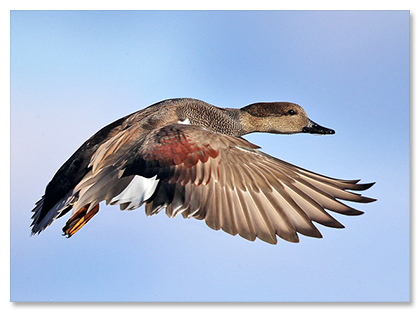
[62,204,99,237]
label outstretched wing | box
[105,123,376,244]
[33,122,375,243]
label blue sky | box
[10,10,409,302]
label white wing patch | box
[110,175,159,210]
[178,118,191,125]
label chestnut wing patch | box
[142,125,219,169]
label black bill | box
[302,119,335,135]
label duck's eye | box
[288,109,296,116]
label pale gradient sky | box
[10,10,409,302]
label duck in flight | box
[31,98,375,244]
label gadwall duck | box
[31,98,375,244]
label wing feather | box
[34,121,374,243]
[138,124,375,244]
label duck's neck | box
[236,110,275,135]
[176,102,249,137]
[169,99,279,137]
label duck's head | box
[240,102,335,135]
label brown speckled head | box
[240,102,303,117]
[240,102,334,135]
